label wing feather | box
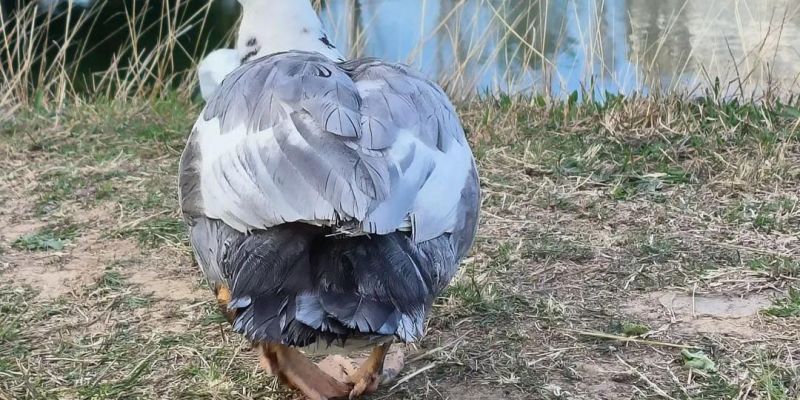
[180,51,478,242]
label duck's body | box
[180,1,479,398]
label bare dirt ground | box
[1,98,798,399]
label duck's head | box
[235,0,344,63]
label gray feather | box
[186,51,477,240]
[179,50,481,350]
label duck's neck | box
[237,0,344,63]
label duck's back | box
[179,51,479,350]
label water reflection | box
[319,0,800,98]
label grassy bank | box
[0,94,798,399]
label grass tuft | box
[764,288,800,318]
[12,221,79,251]
[116,217,187,248]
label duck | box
[178,1,480,399]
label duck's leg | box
[259,343,352,400]
[214,285,238,323]
[347,343,393,398]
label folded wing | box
[180,51,475,243]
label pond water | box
[317,0,800,98]
[11,0,800,98]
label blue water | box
[317,0,800,98]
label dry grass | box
[0,0,224,116]
[4,0,800,113]
[1,94,798,399]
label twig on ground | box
[565,329,700,350]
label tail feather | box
[197,220,458,347]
